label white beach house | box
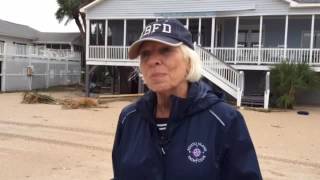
[80,0,320,108]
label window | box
[51,44,60,49]
[126,20,143,46]
[302,31,320,48]
[108,20,124,46]
[61,44,71,49]
[0,40,4,54]
[74,45,82,52]
[315,32,320,48]
[14,42,27,55]
[90,20,106,45]
[189,19,199,43]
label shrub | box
[270,62,320,109]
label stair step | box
[242,95,264,107]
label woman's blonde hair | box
[179,44,202,82]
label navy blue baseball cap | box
[128,19,194,59]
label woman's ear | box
[186,58,191,76]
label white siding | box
[86,0,255,19]
[86,0,320,19]
[216,0,320,16]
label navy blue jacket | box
[112,81,262,180]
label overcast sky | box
[0,0,79,32]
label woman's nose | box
[147,53,162,66]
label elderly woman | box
[112,19,262,180]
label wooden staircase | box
[241,95,264,107]
[195,45,244,106]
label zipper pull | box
[161,147,166,155]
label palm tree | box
[55,0,92,40]
[55,0,94,73]
[271,62,320,109]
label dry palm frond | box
[61,97,98,109]
[22,92,57,104]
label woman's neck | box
[155,82,188,118]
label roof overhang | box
[282,0,320,7]
[80,0,104,13]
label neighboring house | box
[0,19,82,92]
[80,0,320,108]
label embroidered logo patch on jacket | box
[187,142,207,163]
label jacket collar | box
[136,81,222,124]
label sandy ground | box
[0,89,319,180]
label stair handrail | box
[195,44,241,92]
[195,44,244,106]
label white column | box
[211,17,216,53]
[46,58,50,88]
[85,19,90,61]
[258,16,263,65]
[186,18,189,30]
[2,42,7,91]
[284,15,288,60]
[237,70,244,107]
[309,14,315,65]
[143,19,146,29]
[65,58,69,85]
[123,19,127,59]
[198,18,202,45]
[105,19,108,60]
[70,43,74,53]
[264,71,270,110]
[234,16,239,64]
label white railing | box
[2,43,80,60]
[106,46,129,59]
[89,45,105,59]
[260,48,285,64]
[87,45,320,66]
[237,48,260,64]
[89,45,130,60]
[312,49,320,64]
[195,45,242,102]
[211,47,235,63]
[286,48,310,64]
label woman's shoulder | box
[209,101,243,129]
[119,102,139,125]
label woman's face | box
[139,41,189,94]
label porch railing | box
[208,47,320,65]
[211,47,235,63]
[313,49,320,64]
[2,43,81,60]
[89,45,130,60]
[88,45,320,66]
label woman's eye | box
[160,47,172,54]
[140,51,150,60]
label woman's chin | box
[148,84,171,93]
